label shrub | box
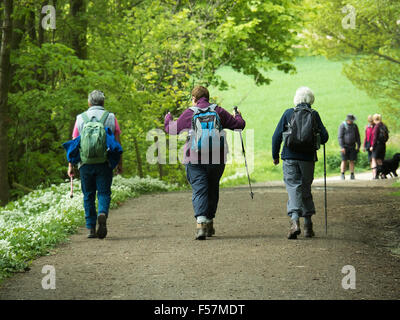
[0,176,178,281]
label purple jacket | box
[164,97,246,164]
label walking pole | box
[70,176,74,199]
[234,106,254,200]
[323,144,327,235]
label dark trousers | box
[79,162,113,229]
[185,163,225,220]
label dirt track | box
[0,177,399,300]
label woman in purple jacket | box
[164,86,246,240]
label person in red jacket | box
[363,115,375,179]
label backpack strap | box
[99,111,110,125]
[189,106,199,115]
[81,112,90,124]
[190,104,217,114]
[208,104,217,111]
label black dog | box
[378,153,400,179]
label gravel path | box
[1,177,399,300]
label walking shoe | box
[206,221,215,237]
[97,213,108,239]
[87,228,97,238]
[304,223,315,238]
[341,173,345,180]
[195,223,207,240]
[287,220,301,239]
[350,173,355,180]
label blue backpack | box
[189,104,224,153]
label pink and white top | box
[72,106,121,139]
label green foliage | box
[6,0,302,196]
[213,56,398,186]
[8,42,95,191]
[326,150,369,171]
[304,0,400,129]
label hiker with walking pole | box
[234,106,254,199]
[164,86,246,240]
[272,87,329,239]
[64,90,123,239]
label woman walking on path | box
[164,86,246,240]
[370,114,389,179]
[338,114,361,180]
[363,115,375,179]
[67,90,123,239]
[272,87,329,239]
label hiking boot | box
[287,220,301,239]
[304,223,315,238]
[350,173,355,180]
[87,228,97,238]
[97,213,108,239]
[196,223,207,240]
[341,173,345,180]
[206,221,215,237]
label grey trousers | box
[282,160,316,220]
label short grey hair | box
[88,90,105,106]
[293,86,315,106]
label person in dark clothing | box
[272,87,329,239]
[164,86,246,240]
[338,114,361,180]
[370,114,388,179]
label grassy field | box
[211,56,399,186]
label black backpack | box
[284,106,320,153]
[378,123,389,143]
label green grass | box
[210,56,399,186]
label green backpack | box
[80,111,109,164]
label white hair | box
[88,90,105,106]
[293,86,315,106]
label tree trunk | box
[9,8,25,94]
[70,0,87,59]
[154,136,163,180]
[133,136,144,178]
[27,10,36,42]
[0,0,14,206]
[52,0,57,43]
[68,0,87,135]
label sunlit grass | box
[211,56,398,185]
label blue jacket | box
[272,104,329,162]
[62,127,123,169]
[63,136,81,165]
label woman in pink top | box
[363,115,375,178]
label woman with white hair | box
[272,87,329,239]
[370,114,389,179]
